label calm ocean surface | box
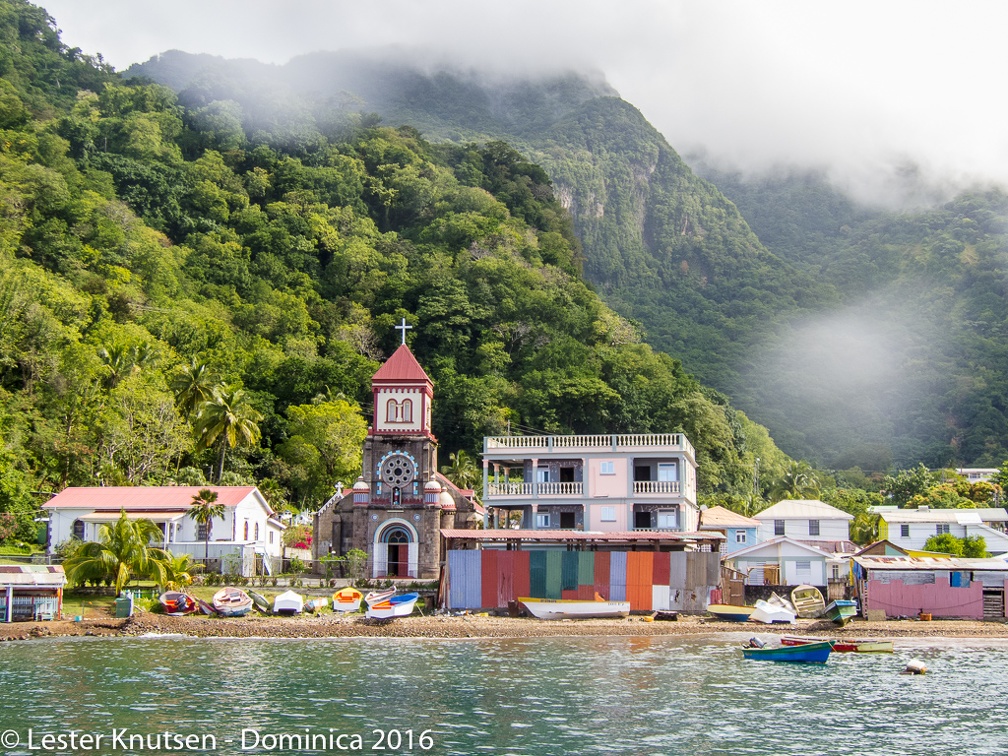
[1,633,1006,755]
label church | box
[313,330,480,580]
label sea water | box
[1,633,1006,755]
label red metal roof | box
[372,344,431,384]
[440,529,723,542]
[42,486,259,511]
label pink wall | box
[589,458,628,498]
[865,576,983,619]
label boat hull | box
[749,599,796,625]
[159,591,197,616]
[743,640,833,663]
[518,597,630,620]
[332,587,363,613]
[707,604,755,622]
[273,590,304,615]
[781,635,893,653]
[790,585,826,619]
[824,600,858,626]
[366,592,419,619]
[212,588,253,617]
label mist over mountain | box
[126,48,1008,471]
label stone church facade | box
[313,342,479,580]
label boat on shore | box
[364,587,397,607]
[781,635,893,653]
[272,589,304,615]
[366,592,420,619]
[304,597,328,613]
[332,587,363,613]
[824,599,858,626]
[706,604,755,622]
[790,585,826,618]
[749,598,796,625]
[518,594,631,620]
[248,590,271,613]
[212,587,253,617]
[159,591,197,616]
[742,639,833,663]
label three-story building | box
[482,433,699,532]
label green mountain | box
[0,0,791,538]
[128,48,1008,472]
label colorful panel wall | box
[447,549,720,612]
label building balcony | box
[484,433,695,458]
[633,480,681,495]
[485,482,584,498]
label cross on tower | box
[395,317,413,345]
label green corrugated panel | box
[546,550,562,599]
[561,551,579,591]
[578,551,595,586]
[529,550,547,598]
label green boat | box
[824,599,857,626]
[742,640,834,663]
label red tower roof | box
[372,343,431,385]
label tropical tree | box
[161,552,202,591]
[441,449,481,495]
[923,533,965,556]
[194,384,263,481]
[187,488,224,563]
[768,461,820,501]
[62,510,171,595]
[171,359,218,420]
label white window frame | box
[936,523,950,535]
[808,519,820,536]
[656,510,677,529]
[536,468,550,484]
[900,524,910,538]
[600,460,615,476]
[735,530,747,544]
[774,519,785,536]
[535,512,550,528]
[657,463,678,482]
[600,506,616,522]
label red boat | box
[781,635,893,653]
[159,591,197,616]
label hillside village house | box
[753,499,855,546]
[481,432,699,532]
[43,486,285,576]
[699,505,759,554]
[874,506,1008,555]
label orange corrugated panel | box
[481,549,497,609]
[593,551,611,598]
[652,551,671,587]
[627,552,654,611]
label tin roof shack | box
[441,529,724,613]
[853,556,1008,621]
[1,565,66,622]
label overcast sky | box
[41,0,1008,205]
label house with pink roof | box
[42,486,285,576]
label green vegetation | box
[61,511,172,594]
[923,533,988,558]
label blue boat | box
[706,603,755,622]
[742,640,833,663]
[824,599,858,626]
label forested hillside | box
[0,0,791,541]
[696,166,1008,470]
[128,47,1008,472]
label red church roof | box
[372,343,431,385]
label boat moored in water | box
[742,639,833,663]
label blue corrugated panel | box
[609,551,627,602]
[546,550,563,599]
[448,550,482,609]
[529,550,547,597]
[561,551,580,591]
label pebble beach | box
[4,611,1008,642]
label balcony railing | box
[633,480,681,495]
[485,433,693,456]
[485,482,583,497]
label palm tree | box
[161,553,203,591]
[187,488,224,563]
[441,449,481,496]
[62,510,171,595]
[194,384,263,481]
[171,359,218,420]
[769,461,821,501]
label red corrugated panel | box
[506,551,531,603]
[481,549,497,609]
[576,584,596,600]
[562,589,579,600]
[593,551,611,598]
[627,552,654,611]
[652,551,671,586]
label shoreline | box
[4,612,1008,642]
